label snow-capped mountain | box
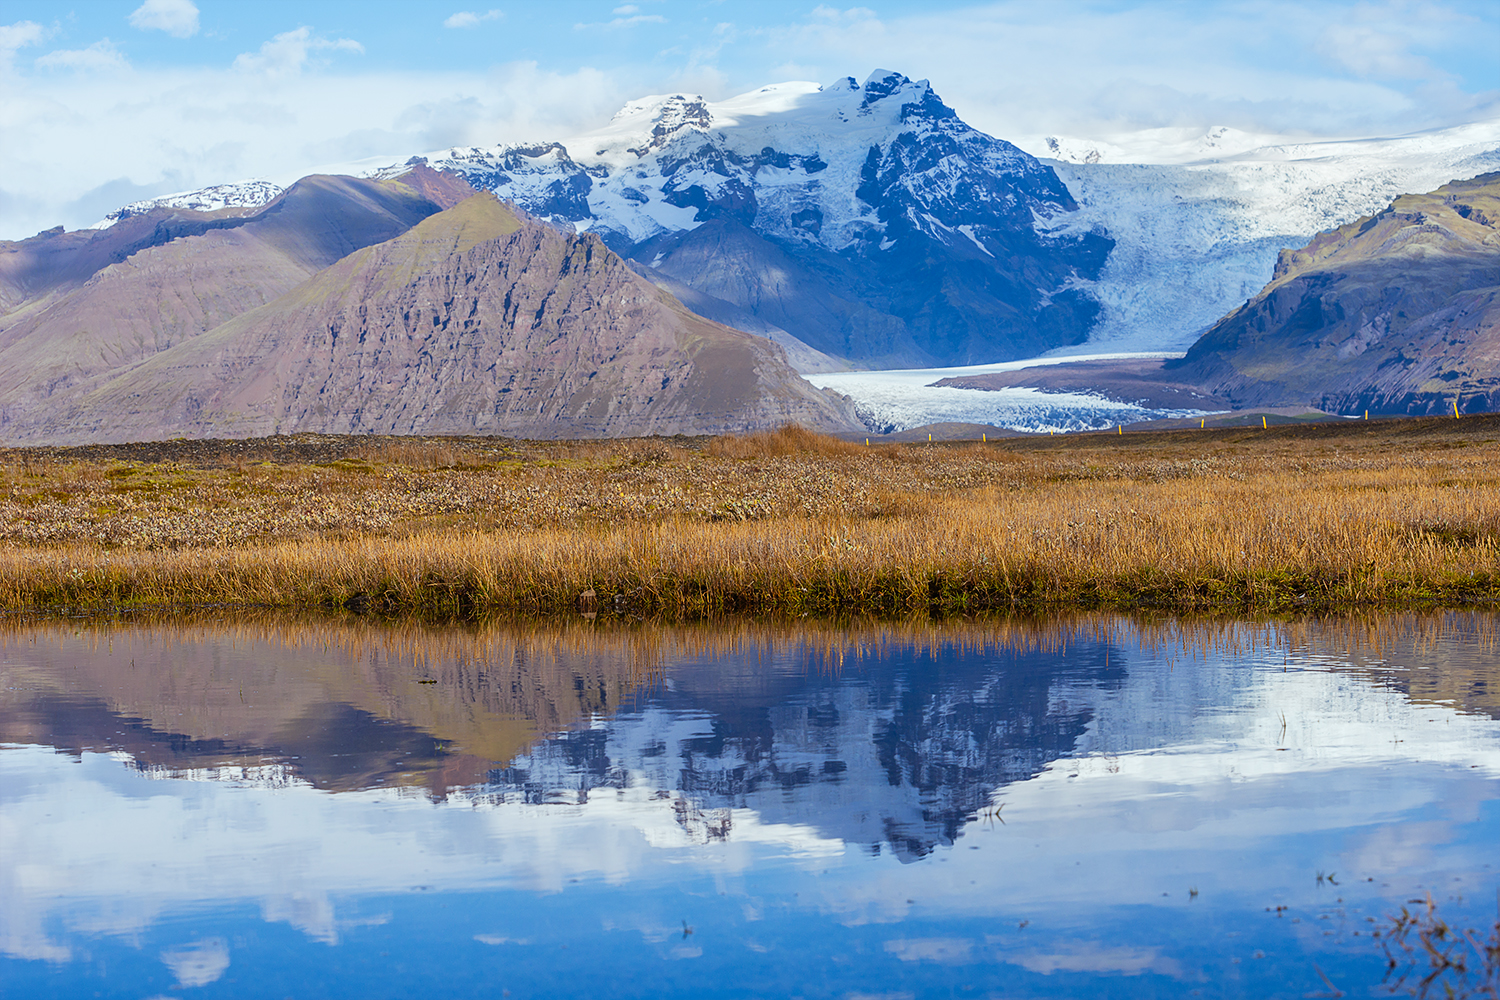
[396,70,1113,369]
[90,179,284,229]
[417,72,1067,257]
[1017,120,1500,354]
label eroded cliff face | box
[15,194,858,443]
[1171,172,1500,415]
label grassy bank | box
[1,418,1498,617]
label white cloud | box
[0,20,45,68]
[0,56,623,239]
[233,27,364,78]
[35,39,130,73]
[613,4,640,13]
[758,0,1499,140]
[128,0,200,39]
[1313,1,1467,80]
[1319,23,1434,79]
[576,12,668,30]
[443,10,503,30]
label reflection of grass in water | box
[1379,893,1500,998]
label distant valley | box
[4,68,1500,442]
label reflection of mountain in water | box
[486,641,1128,859]
[7,615,1496,862]
[0,621,654,794]
[1,619,1142,858]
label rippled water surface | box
[4,614,1500,998]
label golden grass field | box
[0,416,1497,617]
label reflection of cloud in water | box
[884,934,1186,976]
[160,937,229,988]
[884,937,974,963]
[258,893,389,945]
[1008,941,1183,977]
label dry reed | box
[0,420,1496,617]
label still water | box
[2,614,1500,998]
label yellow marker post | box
[1200,418,1204,428]
[1262,416,1267,429]
[928,433,932,442]
[865,438,869,446]
[1118,425,1122,435]
[1365,410,1369,420]
[1455,398,1461,419]
[982,433,986,443]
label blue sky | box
[3,0,1499,240]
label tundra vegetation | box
[0,417,1497,618]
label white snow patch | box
[956,224,992,256]
[89,180,283,229]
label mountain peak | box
[861,69,913,97]
[606,93,716,156]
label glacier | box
[1017,120,1500,354]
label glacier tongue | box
[807,354,1212,434]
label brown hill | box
[1170,172,1500,414]
[0,168,472,428]
[14,194,857,443]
